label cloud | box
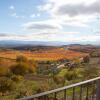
[30,13,41,18]
[0,33,27,40]
[51,0,100,18]
[37,0,100,27]
[54,1,100,17]
[30,14,36,18]
[9,5,25,19]
[48,0,96,5]
[74,34,100,42]
[11,12,25,18]
[0,32,78,41]
[23,20,62,33]
[0,33,23,37]
[0,33,9,37]
[9,5,15,10]
[37,13,40,17]
[0,32,100,43]
[37,3,53,12]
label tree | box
[16,55,28,63]
[10,63,29,75]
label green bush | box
[58,69,68,77]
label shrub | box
[15,80,39,99]
[57,69,68,77]
[65,69,82,81]
[0,67,10,76]
[65,71,74,81]
[53,75,65,85]
[16,55,28,63]
[11,75,23,82]
[10,63,29,75]
[28,59,37,73]
[82,66,99,79]
[0,77,15,94]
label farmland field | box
[0,48,88,61]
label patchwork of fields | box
[0,48,88,61]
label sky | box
[0,0,100,44]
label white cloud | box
[0,33,25,40]
[30,14,36,18]
[0,32,100,43]
[37,13,40,17]
[23,20,62,33]
[11,12,25,19]
[9,5,25,19]
[11,13,17,17]
[30,13,40,18]
[53,1,100,17]
[37,3,53,11]
[37,0,100,27]
[9,5,15,10]
[48,0,96,5]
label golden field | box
[0,48,88,61]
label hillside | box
[63,44,100,53]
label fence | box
[18,77,100,100]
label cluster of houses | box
[57,62,77,69]
[57,57,87,69]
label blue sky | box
[0,0,100,44]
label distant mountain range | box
[0,40,99,48]
[0,40,68,48]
